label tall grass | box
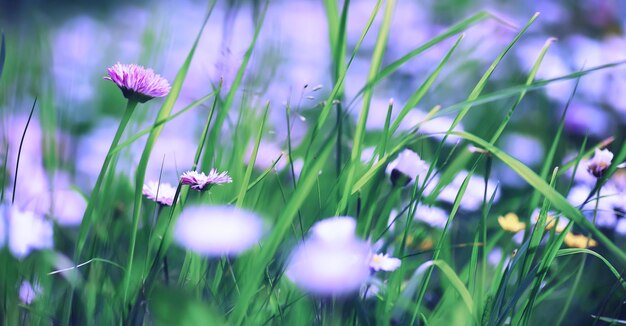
[2,1,626,325]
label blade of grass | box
[236,102,270,207]
[346,11,497,109]
[451,130,626,263]
[122,7,213,311]
[203,0,268,169]
[109,91,217,156]
[336,0,395,214]
[12,97,36,204]
[0,32,5,80]
[230,134,336,324]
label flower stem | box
[75,99,138,258]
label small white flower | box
[19,281,42,304]
[142,181,177,206]
[369,253,401,272]
[385,149,428,186]
[174,205,264,256]
[587,148,613,177]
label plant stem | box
[64,99,137,326]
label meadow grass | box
[2,1,626,325]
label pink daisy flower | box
[104,63,171,103]
[142,181,177,206]
[180,169,233,191]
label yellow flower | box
[498,213,525,233]
[564,232,597,249]
[419,237,434,251]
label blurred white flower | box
[143,181,177,206]
[487,247,503,267]
[385,149,428,186]
[400,110,465,144]
[286,216,371,296]
[438,171,500,211]
[615,218,626,236]
[26,189,87,227]
[414,205,448,229]
[369,253,401,272]
[19,281,42,305]
[588,148,613,178]
[3,206,54,259]
[246,140,287,171]
[174,206,264,257]
[310,216,357,244]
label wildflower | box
[414,205,448,229]
[286,217,371,296]
[104,63,171,103]
[142,181,176,206]
[173,205,264,257]
[564,232,597,248]
[438,170,501,211]
[498,213,525,233]
[27,189,87,227]
[310,216,357,244]
[180,169,232,191]
[19,281,42,304]
[587,148,613,178]
[385,149,428,186]
[3,206,54,259]
[370,253,401,272]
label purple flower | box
[180,169,233,191]
[104,63,171,103]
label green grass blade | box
[451,130,626,263]
[346,11,494,109]
[236,102,270,207]
[230,135,336,324]
[122,7,213,310]
[336,0,395,214]
[0,32,5,80]
[204,1,268,168]
[388,35,463,135]
[109,91,216,156]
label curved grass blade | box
[12,98,36,204]
[109,91,217,156]
[346,11,496,109]
[451,130,626,263]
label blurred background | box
[2,0,626,187]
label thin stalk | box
[64,99,137,326]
